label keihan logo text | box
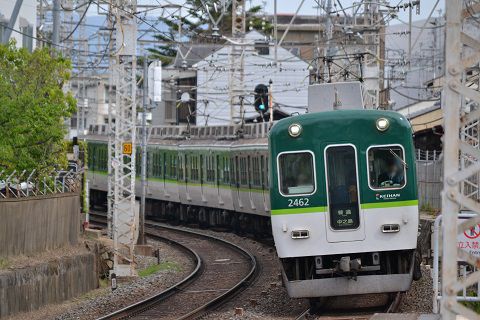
[376,193,400,200]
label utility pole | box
[408,0,412,69]
[323,0,333,83]
[2,0,24,44]
[52,0,60,47]
[268,79,273,125]
[441,1,480,319]
[228,0,246,124]
[110,0,138,277]
[273,0,278,65]
[139,54,148,245]
[107,6,115,239]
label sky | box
[86,1,445,24]
[147,0,445,24]
[250,0,444,22]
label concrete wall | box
[0,193,81,257]
[0,253,97,318]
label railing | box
[415,149,442,211]
[0,169,83,199]
[416,149,442,161]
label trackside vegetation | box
[0,42,76,176]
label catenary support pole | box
[139,54,148,245]
[52,0,60,47]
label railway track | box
[89,212,258,320]
[295,292,403,319]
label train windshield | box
[325,145,360,230]
[368,146,406,190]
[278,152,315,195]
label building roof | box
[397,100,441,120]
[172,44,223,68]
[397,100,442,132]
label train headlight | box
[288,123,302,137]
[376,118,390,132]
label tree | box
[148,1,272,63]
[0,42,76,176]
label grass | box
[0,258,9,269]
[420,202,439,215]
[138,261,180,277]
[462,291,480,313]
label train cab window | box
[325,145,360,230]
[368,146,406,190]
[278,152,315,196]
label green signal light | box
[259,104,265,110]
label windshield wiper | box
[389,149,408,169]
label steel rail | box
[90,213,258,320]
[96,228,202,320]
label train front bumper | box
[282,270,413,298]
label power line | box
[62,0,92,42]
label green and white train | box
[86,109,420,299]
[269,110,419,300]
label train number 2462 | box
[287,198,309,207]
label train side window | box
[367,145,406,190]
[278,151,315,196]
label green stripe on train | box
[360,200,418,209]
[271,206,327,215]
[271,200,418,215]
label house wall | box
[195,32,309,126]
[410,108,443,132]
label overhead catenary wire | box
[62,0,93,42]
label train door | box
[324,144,365,242]
[260,154,269,212]
[235,155,243,209]
[247,155,256,210]
[216,154,222,203]
[162,152,168,197]
[184,153,191,201]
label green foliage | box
[148,2,272,62]
[0,258,10,269]
[462,291,480,313]
[138,261,180,277]
[0,42,76,176]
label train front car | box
[269,110,419,299]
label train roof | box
[269,110,414,150]
[84,122,270,143]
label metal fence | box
[0,168,82,199]
[432,213,480,313]
[416,150,443,211]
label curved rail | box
[295,308,310,320]
[145,222,258,320]
[304,292,404,318]
[90,214,257,320]
[96,231,202,320]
